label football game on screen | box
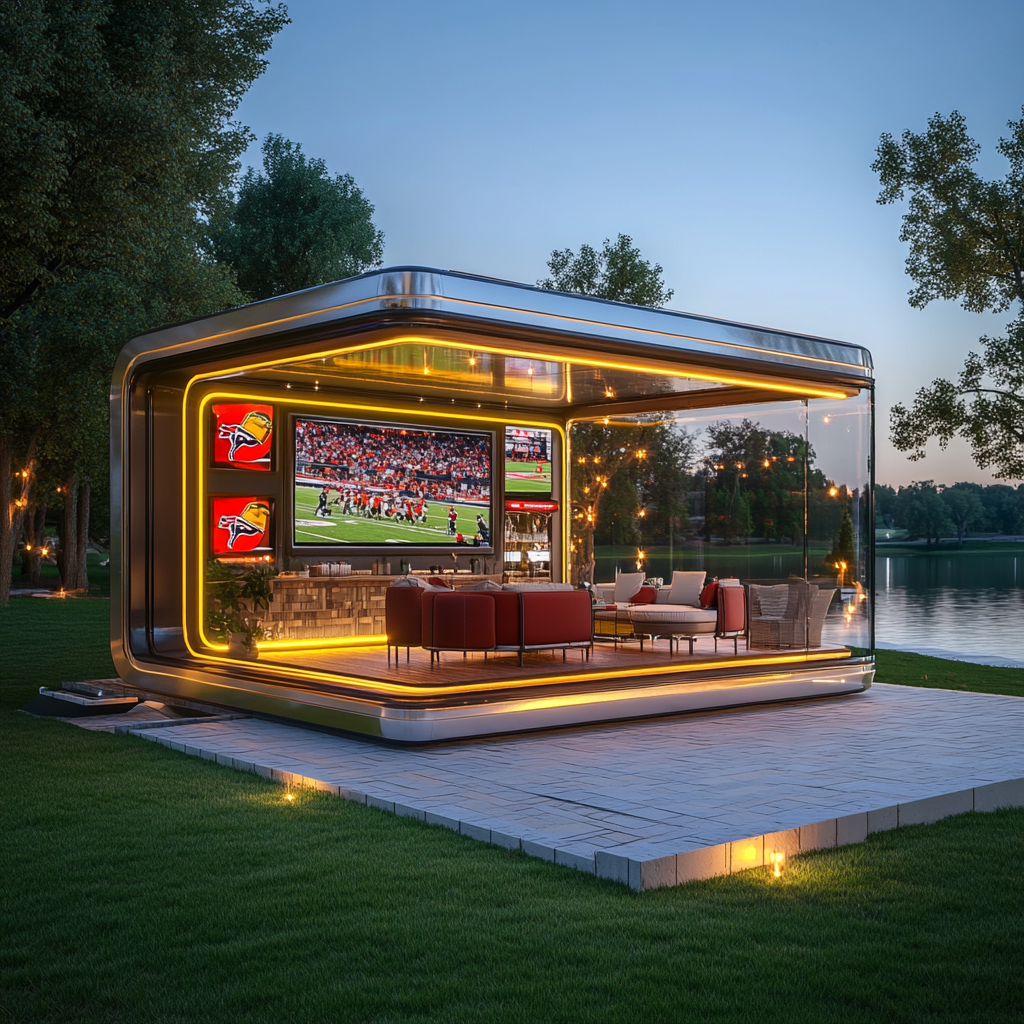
[503,426,552,494]
[293,418,492,547]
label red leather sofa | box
[384,586,425,663]
[387,586,593,667]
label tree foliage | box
[0,0,288,323]
[881,480,1023,540]
[210,134,384,300]
[889,481,954,545]
[873,109,1024,479]
[939,484,986,544]
[1,0,286,602]
[700,420,840,545]
[547,236,679,580]
[539,234,674,308]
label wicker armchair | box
[747,582,836,649]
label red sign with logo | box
[505,500,559,512]
[212,403,273,469]
[210,496,272,554]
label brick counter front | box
[263,576,500,641]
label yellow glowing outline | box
[180,330,854,670]
[188,386,567,657]
[199,646,852,700]
[185,333,852,402]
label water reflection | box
[876,553,1023,664]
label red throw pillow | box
[699,581,719,608]
[428,576,452,588]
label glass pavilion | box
[111,267,873,741]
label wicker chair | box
[748,582,836,649]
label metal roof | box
[115,266,873,385]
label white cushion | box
[459,578,502,591]
[390,575,431,589]
[613,572,645,604]
[593,583,615,603]
[655,589,673,604]
[667,571,705,607]
[501,582,574,592]
[629,605,718,625]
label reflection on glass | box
[568,392,873,658]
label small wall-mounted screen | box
[210,496,273,554]
[293,418,492,547]
[504,426,552,494]
[211,403,273,470]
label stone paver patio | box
[112,683,1023,889]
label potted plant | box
[205,560,278,659]
[235,564,278,659]
[205,559,242,642]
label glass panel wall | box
[568,390,873,658]
[807,389,873,654]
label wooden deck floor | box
[259,638,852,689]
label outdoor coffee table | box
[627,604,718,655]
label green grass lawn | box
[876,648,1024,698]
[2,599,1022,1022]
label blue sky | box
[234,0,1024,485]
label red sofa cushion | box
[699,581,718,608]
[385,587,423,647]
[485,591,521,647]
[717,584,746,634]
[420,588,442,646]
[521,590,592,647]
[632,585,657,605]
[429,592,497,650]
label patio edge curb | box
[123,725,1024,891]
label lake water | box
[875,551,1024,668]
[598,546,1024,668]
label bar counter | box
[264,574,502,641]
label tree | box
[0,0,288,323]
[939,484,986,544]
[570,422,658,582]
[541,236,677,580]
[539,234,674,307]
[825,510,855,580]
[1,0,285,602]
[701,420,814,544]
[210,134,384,300]
[894,481,954,545]
[977,483,1024,534]
[873,109,1024,480]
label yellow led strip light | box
[187,387,567,657]
[183,334,853,401]
[192,646,852,700]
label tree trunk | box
[0,431,40,606]
[58,471,79,591]
[76,477,90,591]
[20,503,47,586]
[0,435,12,606]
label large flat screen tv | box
[293,418,492,547]
[504,426,552,495]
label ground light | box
[768,850,786,878]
